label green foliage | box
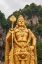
[37,41,42,64]
[26,23,35,30]
[30,3,38,15]
[35,25,42,37]
[0,11,7,29]
[12,3,42,19]
[13,10,22,19]
[38,7,42,17]
[24,4,29,9]
[38,18,42,24]
[30,3,37,9]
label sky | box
[0,0,42,18]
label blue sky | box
[0,0,42,18]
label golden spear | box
[9,15,16,64]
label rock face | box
[24,15,39,25]
[0,61,4,64]
[0,25,6,61]
[0,25,6,46]
[31,16,39,25]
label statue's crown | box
[18,15,24,20]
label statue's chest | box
[15,29,28,37]
[16,31,26,37]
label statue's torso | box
[14,27,28,43]
[5,15,37,64]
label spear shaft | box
[9,15,16,64]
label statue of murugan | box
[5,15,37,64]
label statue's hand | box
[10,28,14,32]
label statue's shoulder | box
[27,29,32,34]
[28,29,30,30]
[28,29,35,37]
[28,29,32,32]
[25,28,28,32]
[14,28,19,33]
[27,29,30,32]
[8,28,14,33]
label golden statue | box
[5,15,37,64]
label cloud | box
[0,0,42,18]
[0,0,9,10]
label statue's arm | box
[29,29,36,46]
[29,29,36,50]
[5,29,12,64]
[24,29,36,50]
[29,29,37,64]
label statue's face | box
[18,18,25,27]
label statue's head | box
[17,15,25,27]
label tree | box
[30,3,38,16]
[35,25,42,37]
[37,41,42,64]
[38,18,42,24]
[38,7,42,17]
[0,11,7,29]
[24,4,29,9]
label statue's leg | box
[14,55,20,64]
